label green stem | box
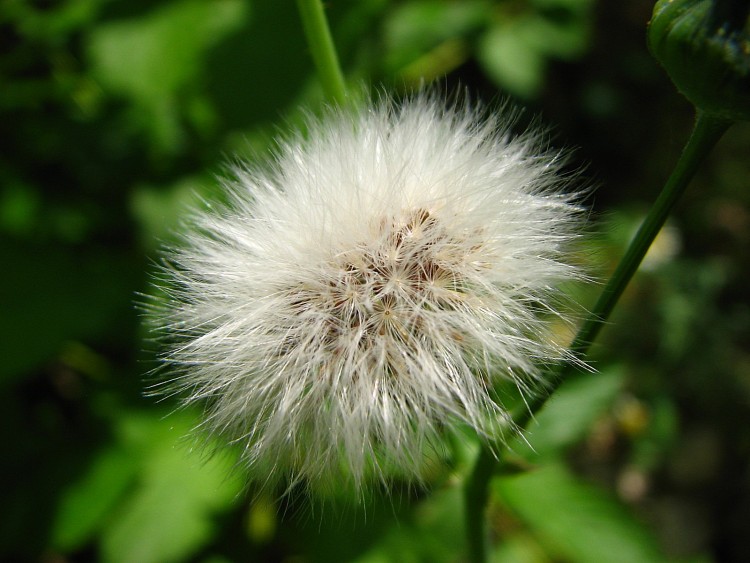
[567,112,730,362]
[296,0,347,105]
[464,112,730,562]
[521,111,730,423]
[464,444,496,563]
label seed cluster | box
[285,209,475,380]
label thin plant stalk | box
[564,112,731,362]
[464,446,496,563]
[523,111,730,421]
[296,0,347,105]
[464,111,731,563]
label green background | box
[2,0,749,561]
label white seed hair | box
[151,94,585,492]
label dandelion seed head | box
[152,94,585,493]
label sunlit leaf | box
[383,0,490,73]
[100,410,243,563]
[87,0,246,150]
[52,445,139,551]
[130,176,219,250]
[477,19,546,98]
[495,464,664,563]
[88,0,246,104]
[491,532,549,563]
[511,366,626,460]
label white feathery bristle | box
[151,94,586,492]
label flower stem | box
[514,111,732,426]
[464,111,730,562]
[296,0,347,105]
[464,444,496,563]
[522,111,730,423]
[566,112,730,361]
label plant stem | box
[296,0,347,105]
[567,112,730,361]
[520,111,730,424]
[464,112,730,562]
[464,444,496,563]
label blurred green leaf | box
[352,487,465,563]
[130,176,215,250]
[383,0,490,73]
[100,410,243,563]
[245,494,276,545]
[478,19,547,98]
[6,0,102,41]
[0,183,40,236]
[51,445,139,551]
[491,532,548,563]
[526,12,589,60]
[87,0,247,150]
[89,0,246,104]
[495,464,665,563]
[477,0,592,98]
[511,366,625,460]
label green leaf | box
[87,0,246,150]
[100,410,243,563]
[383,0,490,73]
[477,2,593,98]
[51,445,139,551]
[511,366,625,460]
[352,487,465,563]
[477,18,547,98]
[88,0,246,104]
[6,0,102,40]
[130,176,218,250]
[491,532,548,563]
[495,464,665,563]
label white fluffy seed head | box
[151,94,586,493]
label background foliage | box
[2,0,749,561]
